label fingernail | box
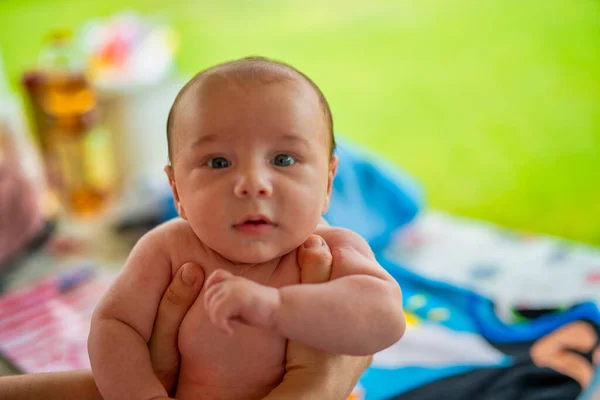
[182,266,197,286]
[303,236,323,248]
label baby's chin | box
[210,240,300,265]
[220,247,287,265]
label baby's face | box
[167,77,337,264]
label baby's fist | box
[204,269,281,336]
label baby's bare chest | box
[172,246,301,386]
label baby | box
[88,57,405,400]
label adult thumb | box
[297,235,333,284]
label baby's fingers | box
[215,301,236,337]
[206,291,236,337]
[203,282,223,311]
[220,319,235,337]
[205,269,234,290]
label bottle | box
[24,31,115,217]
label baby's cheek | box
[288,201,322,231]
[187,194,226,226]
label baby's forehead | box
[168,59,334,161]
[174,71,324,134]
[190,78,324,136]
[186,68,317,108]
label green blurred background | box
[1,0,599,244]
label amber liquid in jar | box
[41,73,114,216]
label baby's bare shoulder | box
[153,217,197,240]
[150,218,212,272]
[150,218,207,247]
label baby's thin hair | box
[166,56,335,163]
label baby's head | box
[165,57,338,264]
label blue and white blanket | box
[325,139,600,400]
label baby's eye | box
[271,154,296,167]
[207,157,231,169]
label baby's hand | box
[204,269,281,336]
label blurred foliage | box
[1,0,599,244]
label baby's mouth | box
[243,220,268,226]
[237,215,274,225]
[233,216,276,235]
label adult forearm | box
[263,380,321,400]
[274,275,405,355]
[264,371,354,400]
[88,318,167,400]
[0,370,101,400]
[264,344,370,400]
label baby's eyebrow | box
[190,133,222,148]
[278,133,311,147]
[189,132,311,148]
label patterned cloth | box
[385,211,600,321]
[343,211,600,400]
[0,266,111,373]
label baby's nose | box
[233,170,273,198]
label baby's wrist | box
[266,287,283,331]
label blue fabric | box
[471,300,600,343]
[360,255,600,400]
[315,138,600,400]
[323,139,423,252]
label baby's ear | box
[164,165,187,220]
[322,156,339,213]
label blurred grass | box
[1,0,599,244]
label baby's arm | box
[88,227,174,400]
[205,227,404,356]
[273,227,405,355]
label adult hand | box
[265,235,372,400]
[149,262,205,396]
